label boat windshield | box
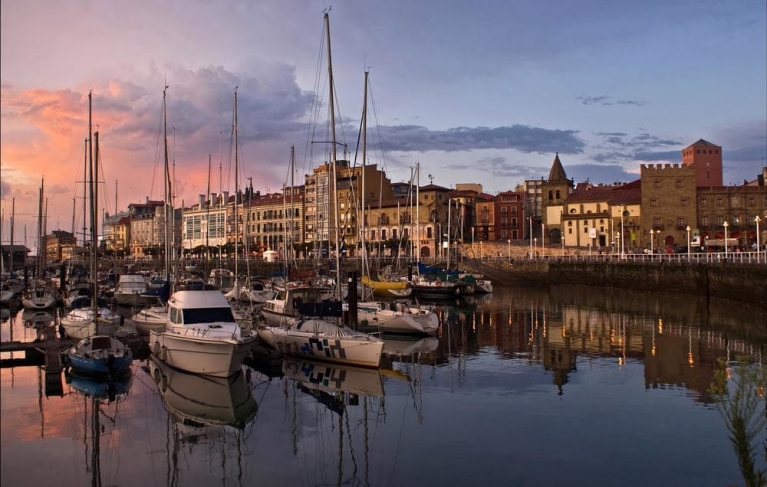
[182,307,235,324]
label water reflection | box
[1,285,765,486]
[146,356,258,433]
[64,369,133,487]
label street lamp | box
[756,216,762,263]
[529,217,533,258]
[686,225,691,261]
[542,223,545,256]
[507,239,511,264]
[533,238,537,257]
[723,221,729,258]
[649,229,654,256]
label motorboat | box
[354,300,439,335]
[149,289,256,378]
[113,273,149,306]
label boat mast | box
[324,12,342,294]
[206,154,211,264]
[82,138,87,261]
[9,198,14,274]
[91,131,100,317]
[162,86,172,280]
[232,87,239,286]
[361,70,368,277]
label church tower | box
[540,153,573,244]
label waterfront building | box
[494,190,525,242]
[44,230,76,263]
[640,163,697,250]
[182,192,229,256]
[102,210,130,253]
[559,182,641,251]
[128,199,176,258]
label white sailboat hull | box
[356,302,439,335]
[257,323,383,368]
[130,305,167,336]
[60,308,122,340]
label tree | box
[709,354,767,487]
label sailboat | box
[257,11,384,369]
[130,86,174,336]
[65,94,131,376]
[61,97,122,342]
[21,179,59,310]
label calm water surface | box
[1,285,765,487]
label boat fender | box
[159,373,168,393]
[160,346,168,361]
[435,280,441,287]
[152,367,161,385]
[152,341,164,360]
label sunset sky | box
[2,0,765,250]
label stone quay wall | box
[472,259,767,311]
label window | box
[700,216,709,227]
[653,180,661,189]
[675,180,682,188]
[748,197,755,206]
[677,218,686,228]
[681,198,688,207]
[650,199,657,207]
[716,197,723,207]
[701,197,707,207]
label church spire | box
[548,152,568,183]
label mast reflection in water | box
[1,284,765,486]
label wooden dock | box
[0,338,73,396]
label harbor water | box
[1,284,765,486]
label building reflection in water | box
[431,285,765,401]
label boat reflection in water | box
[147,356,258,439]
[383,335,439,358]
[65,369,133,487]
[21,309,55,328]
[282,357,384,399]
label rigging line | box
[301,19,328,178]
[150,91,166,203]
[368,80,392,176]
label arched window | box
[556,190,561,199]
[548,190,553,200]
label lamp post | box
[685,225,691,261]
[756,216,761,263]
[529,217,533,258]
[533,238,537,257]
[480,240,483,261]
[649,229,654,256]
[620,206,625,257]
[541,223,545,256]
[507,239,511,264]
[723,221,729,258]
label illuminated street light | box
[686,225,691,261]
[649,229,654,256]
[723,221,729,258]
